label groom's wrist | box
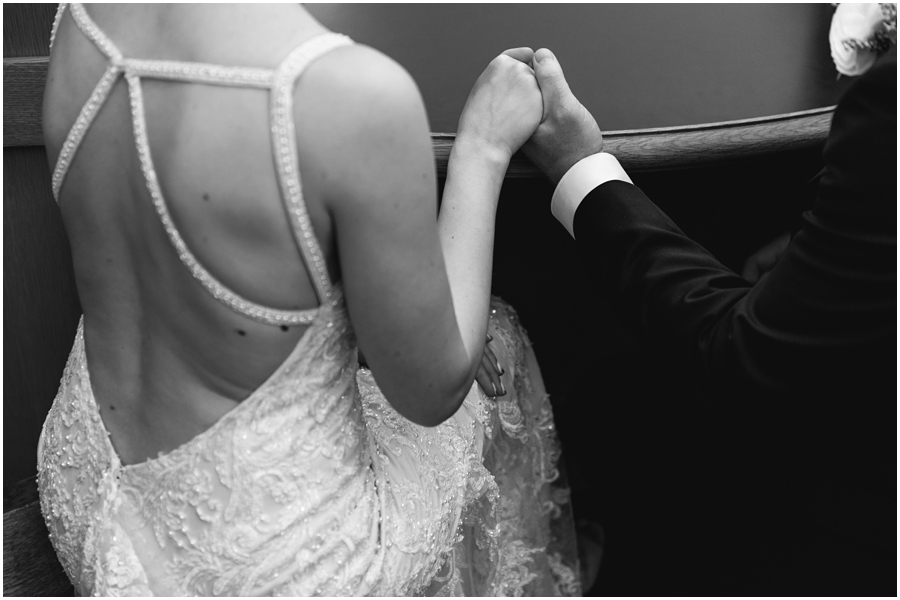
[550,153,633,239]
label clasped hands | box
[460,47,602,400]
[462,48,791,397]
[456,47,603,186]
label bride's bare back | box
[45,1,516,468]
[45,5,356,464]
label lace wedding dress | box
[38,4,580,596]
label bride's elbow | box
[411,387,469,428]
[365,344,477,427]
[387,373,473,428]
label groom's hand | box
[522,49,604,185]
[455,48,543,164]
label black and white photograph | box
[3,3,896,597]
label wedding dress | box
[38,4,580,596]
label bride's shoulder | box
[294,43,430,162]
[293,43,434,209]
[301,44,424,117]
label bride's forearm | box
[438,137,509,362]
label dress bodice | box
[39,293,582,596]
[38,289,390,595]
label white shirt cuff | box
[550,152,633,239]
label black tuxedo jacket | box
[572,50,896,551]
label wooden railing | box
[434,106,834,176]
[3,56,47,147]
[5,56,834,174]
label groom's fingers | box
[501,47,535,67]
[533,48,574,120]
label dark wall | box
[308,4,850,131]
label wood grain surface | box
[3,501,75,596]
[3,57,48,147]
[2,3,56,59]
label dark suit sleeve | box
[573,51,896,407]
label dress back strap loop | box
[271,33,353,305]
[51,64,122,202]
[51,4,127,201]
[49,4,68,51]
[121,58,275,88]
[124,73,317,326]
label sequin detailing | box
[271,35,353,304]
[49,3,348,325]
[39,295,580,596]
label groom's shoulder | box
[868,46,897,85]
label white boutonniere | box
[829,3,897,76]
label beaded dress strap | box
[50,3,124,200]
[51,4,279,200]
[50,5,350,326]
[270,33,352,305]
[120,58,274,88]
[69,2,123,62]
[124,73,317,326]
[49,3,67,52]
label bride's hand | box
[455,48,543,164]
[475,334,507,398]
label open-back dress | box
[37,4,581,595]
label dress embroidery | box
[39,4,580,596]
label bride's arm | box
[302,46,539,426]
